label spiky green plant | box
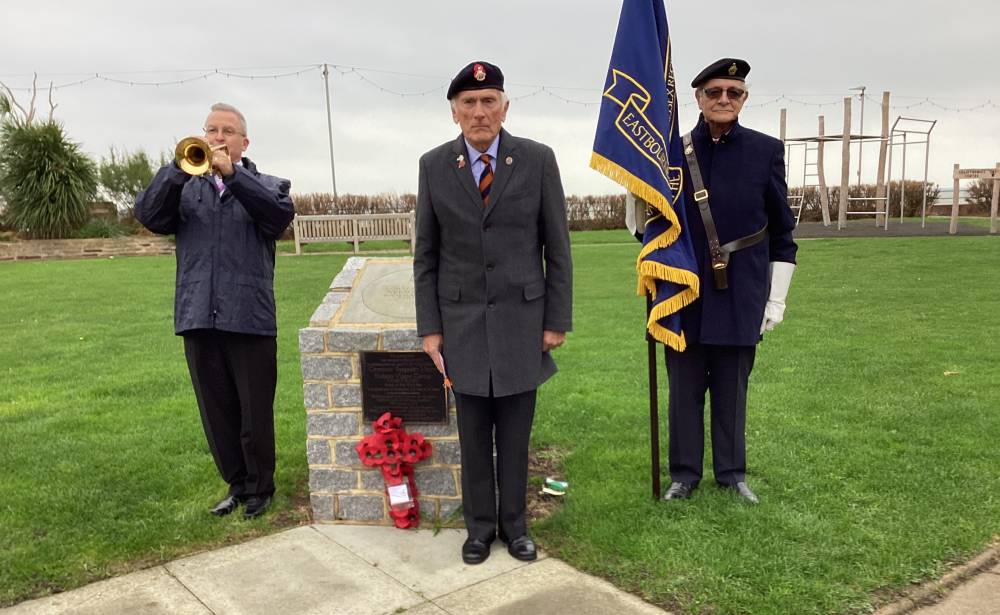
[98,147,156,216]
[0,104,98,239]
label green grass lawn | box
[570,228,637,245]
[0,253,349,606]
[2,234,998,614]
[533,235,1000,614]
[276,238,410,254]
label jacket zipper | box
[209,178,219,324]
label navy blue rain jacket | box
[135,158,295,337]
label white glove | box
[760,261,796,334]
[625,193,647,241]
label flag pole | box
[590,0,692,502]
[646,293,661,500]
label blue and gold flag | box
[591,0,699,351]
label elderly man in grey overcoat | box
[414,60,573,565]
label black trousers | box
[665,343,756,486]
[453,389,536,542]
[183,329,277,498]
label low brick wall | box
[0,237,175,261]
[300,257,462,525]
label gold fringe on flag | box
[590,152,699,352]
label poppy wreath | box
[355,412,433,528]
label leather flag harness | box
[681,132,767,290]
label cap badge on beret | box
[447,60,504,99]
[728,63,738,76]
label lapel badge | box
[505,156,513,165]
[474,64,486,82]
[684,145,694,155]
[456,154,465,169]
[728,63,738,76]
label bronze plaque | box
[360,351,447,423]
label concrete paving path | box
[1,525,668,615]
[909,560,1000,615]
[5,525,998,614]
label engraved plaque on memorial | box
[360,351,448,423]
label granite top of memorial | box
[339,260,416,325]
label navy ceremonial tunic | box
[678,115,798,346]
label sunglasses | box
[702,87,746,100]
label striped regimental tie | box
[478,154,493,207]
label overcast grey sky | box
[2,0,998,196]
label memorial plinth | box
[299,257,461,525]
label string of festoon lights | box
[2,63,998,113]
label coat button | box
[487,302,496,309]
[486,264,495,271]
[483,225,491,232]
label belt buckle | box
[710,246,727,267]
[694,189,709,203]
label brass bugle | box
[175,136,229,176]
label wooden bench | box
[293,212,416,255]
[928,190,970,209]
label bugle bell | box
[175,136,229,176]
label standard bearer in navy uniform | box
[636,58,798,503]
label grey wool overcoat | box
[413,129,573,398]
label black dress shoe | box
[462,537,493,565]
[721,481,759,504]
[242,495,272,519]
[506,535,537,562]
[209,495,242,517]
[663,482,696,500]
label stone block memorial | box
[299,257,462,525]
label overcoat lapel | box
[448,135,484,209]
[484,129,518,221]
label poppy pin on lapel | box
[456,154,465,169]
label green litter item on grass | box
[545,477,569,492]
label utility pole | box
[850,86,866,186]
[322,63,338,198]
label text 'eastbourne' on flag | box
[590,0,699,351]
